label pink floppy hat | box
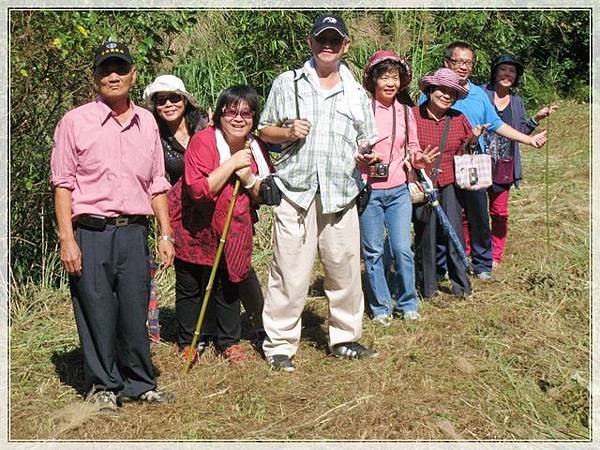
[418,68,469,99]
[362,50,412,92]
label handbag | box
[454,145,493,190]
[398,104,424,204]
[402,103,426,205]
[407,170,425,204]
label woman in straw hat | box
[411,68,486,300]
[359,51,439,324]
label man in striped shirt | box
[258,14,379,372]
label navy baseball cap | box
[311,14,349,38]
[93,41,133,69]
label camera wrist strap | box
[371,99,395,163]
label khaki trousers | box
[262,194,364,358]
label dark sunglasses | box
[314,34,344,46]
[222,108,254,120]
[95,61,132,77]
[155,93,184,106]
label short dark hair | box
[444,41,476,60]
[213,85,260,132]
[364,60,406,96]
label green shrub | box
[9,9,590,285]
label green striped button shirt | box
[259,60,378,214]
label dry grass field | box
[9,101,590,442]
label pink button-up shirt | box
[360,98,422,190]
[50,98,171,219]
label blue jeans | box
[360,184,418,317]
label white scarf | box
[215,128,270,178]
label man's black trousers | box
[69,223,155,397]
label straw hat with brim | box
[418,68,469,100]
[143,74,198,108]
[362,50,412,92]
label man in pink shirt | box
[51,42,175,414]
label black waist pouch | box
[76,214,107,231]
[356,184,371,216]
[259,175,282,206]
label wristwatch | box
[159,235,175,244]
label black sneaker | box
[268,354,295,372]
[332,342,378,359]
[86,389,118,415]
[120,389,174,404]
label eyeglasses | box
[155,93,184,106]
[222,108,254,120]
[314,34,345,47]
[447,58,474,68]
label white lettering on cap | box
[323,17,337,23]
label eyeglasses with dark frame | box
[155,93,184,106]
[447,58,475,68]
[222,107,254,121]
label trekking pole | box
[183,146,246,374]
[545,104,552,252]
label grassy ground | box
[9,101,590,441]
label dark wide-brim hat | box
[418,68,469,99]
[491,53,524,77]
[93,41,133,69]
[362,50,412,92]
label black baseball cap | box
[311,14,349,38]
[93,41,133,69]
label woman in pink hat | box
[358,51,438,325]
[412,68,486,299]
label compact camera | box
[369,162,389,179]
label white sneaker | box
[477,271,493,281]
[403,310,422,321]
[372,315,392,327]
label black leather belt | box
[76,214,148,230]
[105,215,147,226]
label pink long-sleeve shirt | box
[50,98,171,219]
[361,98,422,189]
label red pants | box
[462,187,509,263]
